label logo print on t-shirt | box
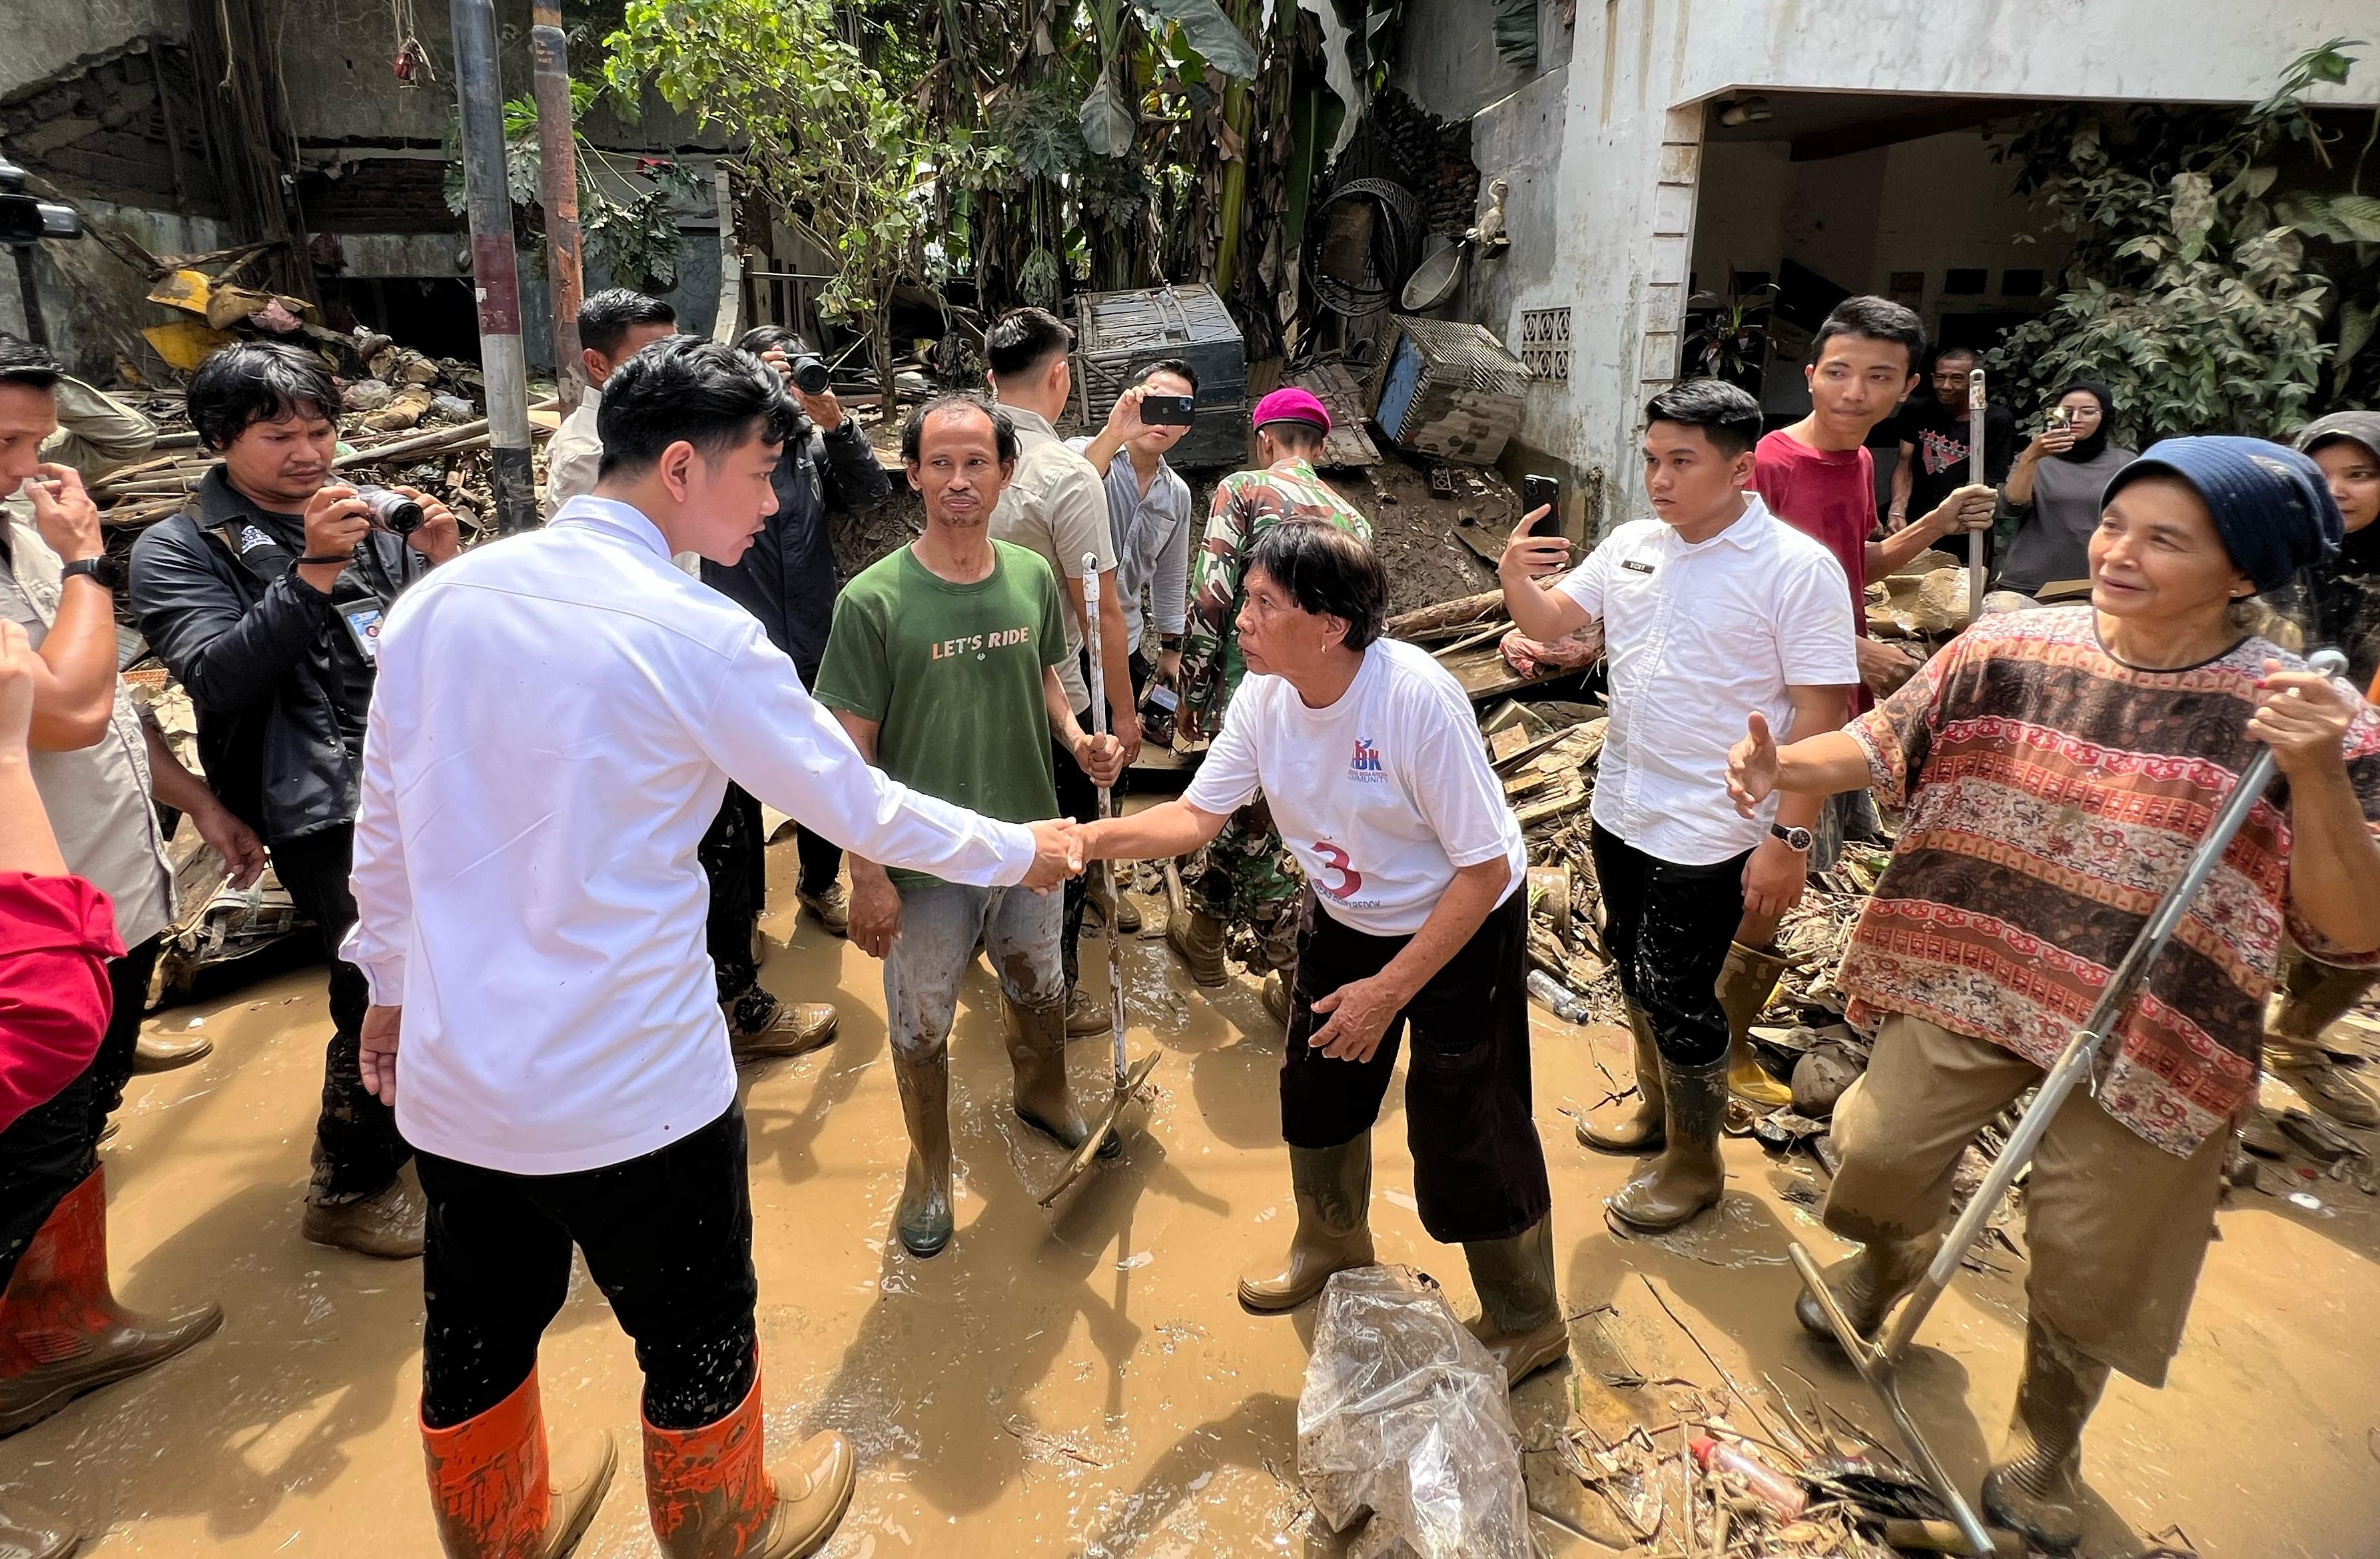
[1312,840,1362,900]
[1348,737,1384,784]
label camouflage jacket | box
[1179,458,1373,737]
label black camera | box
[788,353,831,396]
[0,156,81,245]
[353,486,425,536]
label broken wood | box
[1386,589,1503,640]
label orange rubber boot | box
[0,1166,221,1436]
[643,1370,853,1559]
[421,1367,616,1559]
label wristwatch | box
[59,556,116,589]
[1769,822,1813,852]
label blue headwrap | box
[2102,436,2343,592]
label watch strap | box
[59,557,109,583]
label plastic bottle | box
[1689,1435,1808,1520]
[1525,969,1592,1024]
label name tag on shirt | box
[340,597,388,665]
[1621,559,1656,574]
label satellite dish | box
[1401,243,1467,311]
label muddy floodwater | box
[7,839,2378,1557]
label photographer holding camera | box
[129,341,458,1260]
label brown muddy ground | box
[7,836,2379,1558]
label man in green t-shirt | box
[815,396,1126,1260]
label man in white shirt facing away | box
[1074,521,1565,1391]
[344,339,1080,1559]
[540,287,675,521]
[1501,378,1857,1235]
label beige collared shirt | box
[0,517,174,947]
[989,404,1116,711]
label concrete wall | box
[1428,0,2380,532]
[0,0,182,101]
[1392,0,1573,124]
[0,202,226,380]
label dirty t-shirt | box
[813,540,1069,889]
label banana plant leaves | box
[1138,0,1260,79]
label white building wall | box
[1457,0,2380,530]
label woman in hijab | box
[1726,436,2380,1551]
[2264,410,2380,1129]
[1997,380,2134,598]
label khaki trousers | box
[1824,1012,2227,1387]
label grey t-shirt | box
[1066,437,1191,659]
[2000,445,2136,596]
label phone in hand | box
[1138,394,1196,427]
[1522,473,1559,521]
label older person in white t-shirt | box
[1501,379,1857,1236]
[1077,520,1563,1389]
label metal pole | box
[1966,367,1988,621]
[450,0,538,533]
[10,248,43,348]
[530,0,586,414]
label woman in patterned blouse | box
[1727,436,2380,1553]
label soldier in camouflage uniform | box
[1172,388,1374,998]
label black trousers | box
[701,782,768,1011]
[1589,822,1748,1069]
[793,823,842,898]
[0,936,159,1291]
[416,1103,760,1430]
[1280,891,1550,1245]
[273,824,413,1205]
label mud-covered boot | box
[422,1368,616,1559]
[1238,1137,1375,1312]
[1717,942,1793,1107]
[0,1497,76,1559]
[1462,1217,1568,1387]
[302,1171,426,1260]
[1260,971,1291,1027]
[890,1052,955,1259]
[1578,1005,1667,1153]
[724,990,839,1064]
[644,1373,854,1559]
[1794,1233,1936,1348]
[1608,1058,1727,1231]
[1002,996,1119,1159]
[132,1030,210,1074]
[0,1167,222,1435]
[2265,944,2380,1128]
[1165,905,1230,988]
[1980,1315,2110,1554]
[1063,985,1110,1038]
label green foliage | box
[601,0,1003,398]
[1987,39,2374,439]
[443,85,702,290]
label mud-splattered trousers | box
[416,1103,759,1430]
[883,882,1065,1062]
[1587,822,1749,1068]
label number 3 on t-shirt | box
[1312,840,1362,901]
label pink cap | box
[1252,386,1332,435]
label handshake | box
[1021,817,1108,890]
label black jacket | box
[701,418,891,680]
[129,468,430,843]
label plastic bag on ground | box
[1294,1265,1531,1558]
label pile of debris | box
[88,328,503,547]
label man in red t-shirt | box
[1731,296,1994,1105]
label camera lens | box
[354,485,425,535]
[790,354,832,396]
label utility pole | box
[530,0,586,414]
[449,0,538,533]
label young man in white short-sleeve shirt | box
[1078,520,1566,1392]
[1501,378,1856,1236]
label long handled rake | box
[1038,554,1162,1206]
[1788,647,2347,1555]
